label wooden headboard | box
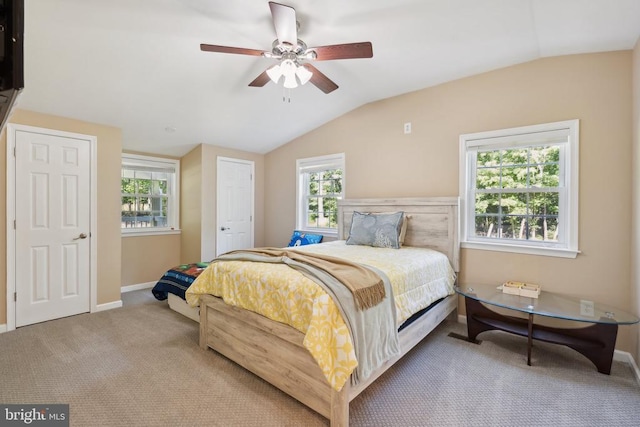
[337,197,460,272]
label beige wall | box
[0,109,122,325]
[632,37,640,362]
[121,234,181,286]
[265,51,638,352]
[180,145,203,263]
[180,143,265,264]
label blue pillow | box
[288,231,323,247]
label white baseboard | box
[94,300,123,312]
[457,314,640,383]
[2,302,124,328]
[614,350,640,384]
[121,281,155,293]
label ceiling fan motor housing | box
[271,39,310,57]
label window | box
[121,153,180,235]
[296,153,345,235]
[459,120,579,258]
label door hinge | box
[13,220,16,230]
[14,292,17,302]
[13,146,16,157]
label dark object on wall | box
[0,0,23,133]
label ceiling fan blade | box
[248,70,271,87]
[308,42,373,61]
[269,2,297,46]
[302,64,338,94]
[200,44,265,57]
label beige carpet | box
[1,289,639,426]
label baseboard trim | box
[614,350,640,384]
[94,300,123,312]
[456,314,640,383]
[2,302,125,327]
[121,281,155,293]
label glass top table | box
[455,283,639,374]
[455,284,639,325]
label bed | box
[190,197,459,427]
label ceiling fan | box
[200,1,373,94]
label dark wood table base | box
[464,297,618,374]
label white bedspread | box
[292,240,456,326]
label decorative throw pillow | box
[287,231,323,247]
[346,211,404,249]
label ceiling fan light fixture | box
[295,65,312,85]
[280,59,299,88]
[280,59,296,74]
[266,64,283,83]
[283,73,298,89]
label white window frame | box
[459,120,579,258]
[296,153,345,237]
[121,153,180,236]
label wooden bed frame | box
[198,197,460,426]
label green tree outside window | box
[474,146,560,242]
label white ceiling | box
[18,0,640,156]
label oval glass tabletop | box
[455,283,639,325]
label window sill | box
[461,241,579,259]
[122,229,181,238]
[297,228,339,239]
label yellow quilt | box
[186,241,455,391]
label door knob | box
[73,233,88,240]
[220,227,230,231]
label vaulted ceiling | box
[17,0,640,156]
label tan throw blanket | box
[222,248,385,310]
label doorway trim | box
[5,124,98,331]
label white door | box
[216,157,254,255]
[14,129,91,327]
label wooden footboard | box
[199,293,345,422]
[199,293,457,427]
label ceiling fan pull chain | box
[282,87,292,103]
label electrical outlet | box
[580,300,595,317]
[404,122,412,134]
